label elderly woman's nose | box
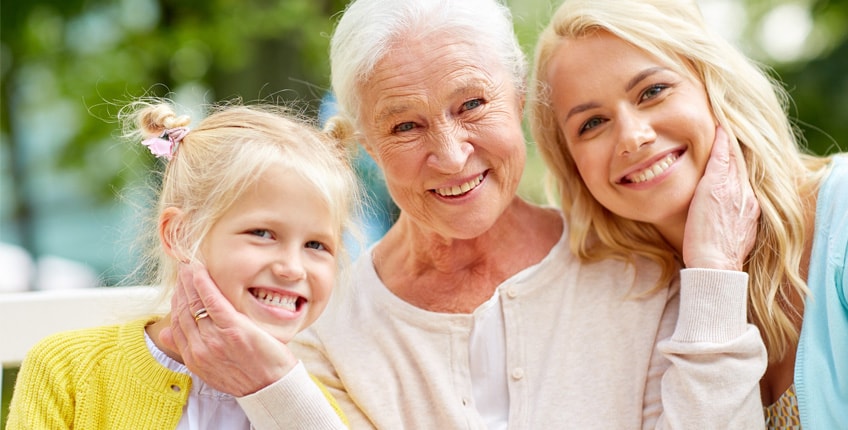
[427,126,473,172]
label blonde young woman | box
[530,0,847,427]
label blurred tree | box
[776,0,848,155]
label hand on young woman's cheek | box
[159,263,299,396]
[682,126,760,271]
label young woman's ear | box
[159,207,186,261]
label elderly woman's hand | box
[160,263,299,396]
[682,126,760,271]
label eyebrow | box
[374,80,489,124]
[626,66,667,92]
[563,66,669,123]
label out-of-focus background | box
[1,0,847,292]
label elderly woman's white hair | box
[329,0,526,129]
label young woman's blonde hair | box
[528,0,832,362]
[120,99,361,304]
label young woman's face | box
[545,31,715,229]
[199,168,338,343]
[357,32,526,240]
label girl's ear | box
[159,207,185,261]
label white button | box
[511,367,524,380]
[461,398,469,406]
[506,287,518,298]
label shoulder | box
[22,318,151,377]
[27,323,122,360]
[816,156,848,236]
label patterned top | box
[765,383,801,429]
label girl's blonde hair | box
[529,0,832,362]
[120,99,361,302]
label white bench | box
[0,286,167,420]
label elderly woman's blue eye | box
[462,99,483,111]
[394,122,415,133]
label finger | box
[191,264,240,325]
[180,262,205,315]
[159,322,179,351]
[708,125,730,170]
[173,266,205,351]
[717,126,757,217]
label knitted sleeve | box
[6,332,80,429]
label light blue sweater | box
[796,154,848,428]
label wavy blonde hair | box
[120,100,361,302]
[528,0,832,362]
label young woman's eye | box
[640,84,668,102]
[579,117,606,135]
[250,229,273,239]
[305,240,326,251]
[461,98,483,112]
[393,122,416,133]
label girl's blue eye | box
[393,122,415,133]
[251,229,272,239]
[462,99,483,111]
[305,241,326,250]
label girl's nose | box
[271,253,306,281]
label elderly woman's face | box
[545,31,715,228]
[358,32,526,239]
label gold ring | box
[193,308,209,322]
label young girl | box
[6,99,359,429]
[530,0,846,427]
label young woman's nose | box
[615,110,656,155]
[426,122,472,173]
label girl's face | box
[199,167,338,343]
[545,31,715,232]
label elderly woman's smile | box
[432,172,486,197]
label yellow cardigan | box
[7,317,346,429]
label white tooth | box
[460,182,471,193]
[651,165,663,176]
[643,169,656,180]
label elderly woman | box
[530,0,847,428]
[163,0,768,427]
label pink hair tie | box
[142,126,190,160]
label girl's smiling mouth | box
[249,287,305,312]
